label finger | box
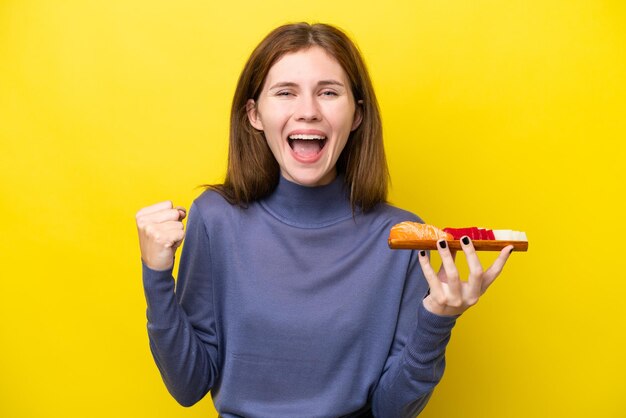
[160,220,185,231]
[481,245,514,293]
[460,236,484,298]
[145,222,185,247]
[437,240,461,295]
[418,250,443,295]
[174,206,187,221]
[136,201,173,217]
[164,229,186,248]
[137,208,184,228]
[437,248,457,282]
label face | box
[247,46,362,187]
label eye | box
[276,90,293,97]
[320,90,338,97]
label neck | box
[260,174,354,228]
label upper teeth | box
[288,134,326,140]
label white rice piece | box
[493,229,513,240]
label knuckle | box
[144,224,155,235]
[448,298,462,308]
[136,214,147,228]
[136,207,148,217]
[435,294,447,306]
[466,296,479,306]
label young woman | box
[136,22,513,417]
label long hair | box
[209,22,388,212]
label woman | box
[136,22,513,417]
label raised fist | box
[136,201,187,271]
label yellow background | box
[1,0,625,417]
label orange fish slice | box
[388,222,453,241]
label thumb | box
[175,206,187,221]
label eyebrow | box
[268,80,346,90]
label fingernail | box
[462,236,470,245]
[438,240,447,249]
[419,250,426,257]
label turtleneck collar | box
[259,174,355,228]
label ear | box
[351,100,364,131]
[246,99,264,131]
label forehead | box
[264,46,349,86]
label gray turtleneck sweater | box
[142,175,457,417]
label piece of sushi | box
[389,221,453,241]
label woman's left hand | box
[418,237,514,317]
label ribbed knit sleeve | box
[371,251,458,417]
[142,203,219,407]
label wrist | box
[141,256,174,272]
[422,295,464,317]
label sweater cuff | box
[402,304,458,369]
[417,303,459,336]
[142,260,178,328]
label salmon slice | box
[389,222,453,241]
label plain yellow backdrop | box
[1,0,625,417]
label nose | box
[294,94,321,122]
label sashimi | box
[389,222,453,241]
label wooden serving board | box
[388,239,528,252]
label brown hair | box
[209,22,388,212]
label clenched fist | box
[136,201,187,271]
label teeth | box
[288,134,326,140]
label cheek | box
[264,133,283,154]
[331,108,358,136]
[260,106,291,133]
[327,98,356,122]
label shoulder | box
[187,188,244,227]
[354,202,425,243]
[367,202,425,226]
[192,188,234,212]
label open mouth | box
[288,134,327,158]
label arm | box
[371,251,457,417]
[372,237,513,417]
[138,201,219,406]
